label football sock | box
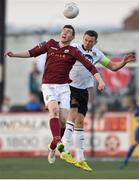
[124,144,136,165]
[50,117,61,149]
[62,121,74,152]
[50,142,57,150]
[74,128,85,161]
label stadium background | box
[0,0,139,179]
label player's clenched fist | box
[98,81,105,91]
[123,53,136,64]
[94,72,105,91]
[4,51,14,57]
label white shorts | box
[41,84,71,109]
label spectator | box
[29,62,41,95]
[120,95,132,111]
[119,99,139,169]
[29,62,44,104]
[25,92,42,112]
[1,96,11,112]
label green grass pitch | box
[0,157,139,179]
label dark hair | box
[63,25,75,36]
[84,30,98,40]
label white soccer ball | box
[63,2,79,19]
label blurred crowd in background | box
[1,60,136,121]
[1,62,44,113]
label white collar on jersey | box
[82,44,92,52]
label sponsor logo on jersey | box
[49,52,66,59]
[84,54,94,63]
[64,49,69,53]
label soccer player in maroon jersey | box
[5,25,105,164]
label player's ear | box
[72,35,75,40]
[95,40,98,45]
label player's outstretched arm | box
[105,53,136,71]
[4,51,31,58]
[93,72,105,91]
[123,53,136,64]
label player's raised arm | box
[103,53,136,71]
[4,40,50,59]
[4,51,30,58]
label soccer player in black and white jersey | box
[61,30,136,171]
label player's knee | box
[68,109,78,122]
[60,117,66,127]
[52,107,59,117]
[75,118,83,128]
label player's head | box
[60,25,75,44]
[83,30,98,50]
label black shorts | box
[70,86,88,116]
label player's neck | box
[59,41,70,48]
[82,44,92,52]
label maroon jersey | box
[29,39,98,84]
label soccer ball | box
[63,2,79,19]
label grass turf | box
[0,157,139,179]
